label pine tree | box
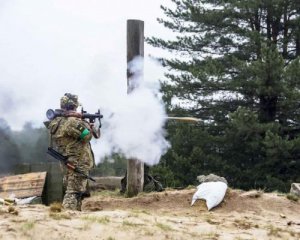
[149,0,300,191]
[0,119,21,173]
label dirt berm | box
[0,188,299,240]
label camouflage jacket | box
[47,116,95,171]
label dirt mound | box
[84,189,194,212]
[83,188,299,216]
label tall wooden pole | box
[126,19,144,197]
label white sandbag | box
[191,181,227,210]
[15,196,38,205]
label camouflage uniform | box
[47,93,95,211]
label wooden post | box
[126,19,144,197]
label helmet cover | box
[60,93,79,110]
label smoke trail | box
[93,57,170,166]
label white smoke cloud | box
[0,0,171,165]
[93,57,170,165]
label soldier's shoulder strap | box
[50,118,63,135]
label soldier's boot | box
[76,198,82,211]
[62,193,79,211]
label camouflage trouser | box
[62,170,88,211]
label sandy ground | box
[0,188,299,240]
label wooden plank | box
[0,172,47,199]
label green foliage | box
[148,0,300,192]
[152,122,225,188]
[95,153,127,176]
[0,119,21,173]
[0,120,51,173]
[12,122,49,164]
[286,193,299,202]
[222,107,296,191]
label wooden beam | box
[126,19,144,197]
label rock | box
[197,174,228,185]
[290,183,300,197]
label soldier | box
[47,93,100,211]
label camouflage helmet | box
[60,93,79,110]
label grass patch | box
[8,206,19,215]
[185,185,196,190]
[143,229,154,236]
[206,218,221,225]
[49,202,62,213]
[21,221,35,232]
[267,224,300,238]
[49,212,71,220]
[203,213,221,225]
[199,232,219,240]
[131,209,151,215]
[140,210,151,215]
[128,213,139,218]
[286,193,299,202]
[122,220,143,227]
[136,192,148,197]
[233,219,253,229]
[81,215,110,224]
[267,225,283,238]
[156,222,173,231]
[81,223,91,231]
[251,189,264,198]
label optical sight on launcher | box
[46,108,103,126]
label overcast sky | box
[0,0,174,130]
[0,0,176,163]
